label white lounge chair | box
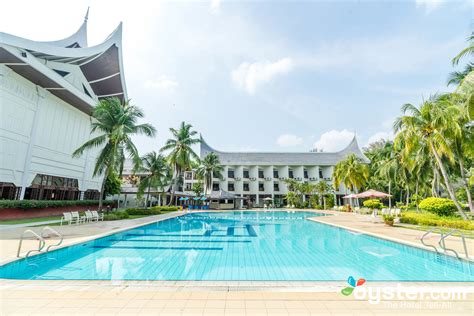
[84,210,94,223]
[91,210,104,221]
[71,211,86,224]
[60,212,76,225]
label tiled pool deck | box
[1,210,473,315]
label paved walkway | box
[0,220,61,231]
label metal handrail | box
[41,226,63,252]
[17,229,45,258]
[439,229,469,259]
[420,228,442,254]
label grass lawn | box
[398,223,474,239]
[0,216,62,225]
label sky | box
[1,0,472,153]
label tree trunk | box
[99,167,109,211]
[459,157,474,214]
[168,165,179,206]
[431,166,438,197]
[146,183,151,209]
[388,181,392,209]
[406,185,410,206]
[430,143,468,220]
[415,179,419,212]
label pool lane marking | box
[105,239,251,243]
[92,245,224,251]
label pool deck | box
[1,210,473,315]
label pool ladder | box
[420,228,469,260]
[17,226,63,258]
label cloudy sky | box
[1,0,472,153]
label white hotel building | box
[183,137,370,208]
[0,14,127,200]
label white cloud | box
[415,0,444,13]
[313,130,354,152]
[210,0,221,14]
[366,131,394,145]
[144,76,178,93]
[277,134,303,147]
[231,58,294,95]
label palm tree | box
[448,63,473,87]
[333,154,369,205]
[314,180,332,209]
[196,153,224,195]
[73,98,156,209]
[135,152,170,208]
[160,121,200,205]
[452,34,474,66]
[393,96,468,219]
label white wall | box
[0,65,104,195]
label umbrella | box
[183,197,189,201]
[342,194,357,199]
[263,197,273,201]
[193,197,200,201]
[200,197,207,201]
[178,197,185,201]
[356,189,392,199]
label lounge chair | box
[71,211,86,224]
[60,212,76,225]
[84,210,94,223]
[91,210,104,221]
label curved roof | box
[200,135,370,166]
[0,12,127,114]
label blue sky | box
[1,0,472,153]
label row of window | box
[224,168,324,179]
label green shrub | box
[363,199,383,210]
[419,197,456,217]
[400,211,474,230]
[151,206,178,212]
[303,200,310,209]
[325,195,335,209]
[0,199,113,210]
[125,208,161,216]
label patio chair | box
[84,210,94,223]
[71,211,86,224]
[91,210,104,221]
[60,212,76,225]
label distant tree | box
[196,153,223,194]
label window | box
[228,183,235,191]
[212,182,220,191]
[243,169,249,178]
[304,169,308,179]
[243,183,250,191]
[185,183,192,191]
[319,168,323,179]
[273,168,279,178]
[259,182,264,192]
[185,172,193,180]
[289,169,294,179]
[228,169,235,178]
[258,169,264,179]
[273,182,279,191]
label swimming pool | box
[1,211,473,281]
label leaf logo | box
[341,276,366,296]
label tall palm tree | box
[160,121,200,205]
[196,153,224,195]
[447,63,473,87]
[393,96,468,219]
[135,152,170,208]
[73,98,156,208]
[333,154,369,197]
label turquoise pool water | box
[1,211,473,281]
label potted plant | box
[383,214,395,226]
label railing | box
[439,229,469,260]
[17,229,45,258]
[420,228,442,254]
[41,226,63,252]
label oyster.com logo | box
[341,276,366,296]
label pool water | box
[1,211,473,281]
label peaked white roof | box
[0,11,127,114]
[200,135,370,166]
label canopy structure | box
[355,189,392,199]
[207,190,245,200]
[0,9,127,115]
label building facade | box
[0,14,127,200]
[183,136,370,207]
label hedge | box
[125,208,161,216]
[363,199,383,210]
[0,199,113,210]
[104,211,129,221]
[418,197,456,216]
[151,206,179,212]
[400,211,474,230]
